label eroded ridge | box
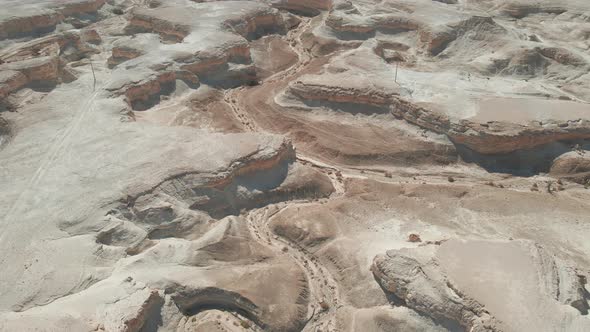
[372,239,590,331]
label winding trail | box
[223,16,312,133]
[225,14,346,331]
[246,203,340,332]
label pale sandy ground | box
[474,97,590,124]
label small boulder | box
[408,233,422,243]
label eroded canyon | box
[1,0,590,331]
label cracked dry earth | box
[2,0,590,332]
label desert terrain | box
[0,0,589,331]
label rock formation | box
[372,239,590,331]
[550,150,590,185]
[0,0,107,40]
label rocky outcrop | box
[538,47,586,67]
[0,30,102,97]
[500,48,549,77]
[106,34,160,68]
[127,3,284,42]
[325,8,422,37]
[282,47,403,114]
[80,28,101,45]
[390,97,451,134]
[288,80,394,109]
[106,70,200,111]
[165,255,309,331]
[325,12,508,56]
[57,0,107,17]
[125,9,191,42]
[0,0,106,40]
[375,40,411,63]
[270,0,333,16]
[449,119,590,154]
[0,70,28,99]
[121,290,163,332]
[372,239,590,332]
[282,45,590,155]
[325,13,375,35]
[500,1,567,18]
[108,47,143,68]
[98,206,311,331]
[223,11,286,40]
[373,15,422,32]
[0,116,11,148]
[116,140,334,219]
[0,56,60,87]
[550,151,590,184]
[420,16,506,56]
[0,11,62,40]
[419,28,456,56]
[391,101,590,155]
[193,161,334,218]
[172,287,262,325]
[180,56,258,89]
[1,31,81,63]
[122,72,176,111]
[120,2,287,87]
[372,246,499,331]
[179,42,252,76]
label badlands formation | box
[1,0,590,331]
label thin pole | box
[90,61,96,91]
[395,61,398,83]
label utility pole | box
[90,61,96,91]
[394,61,399,83]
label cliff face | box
[282,46,590,156]
[390,97,590,155]
[0,29,103,99]
[120,139,332,219]
[1,56,60,84]
[0,70,28,99]
[126,10,192,42]
[57,0,107,16]
[122,72,177,111]
[0,12,62,40]
[282,47,402,111]
[449,120,590,155]
[108,47,143,68]
[270,0,333,15]
[0,0,106,40]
